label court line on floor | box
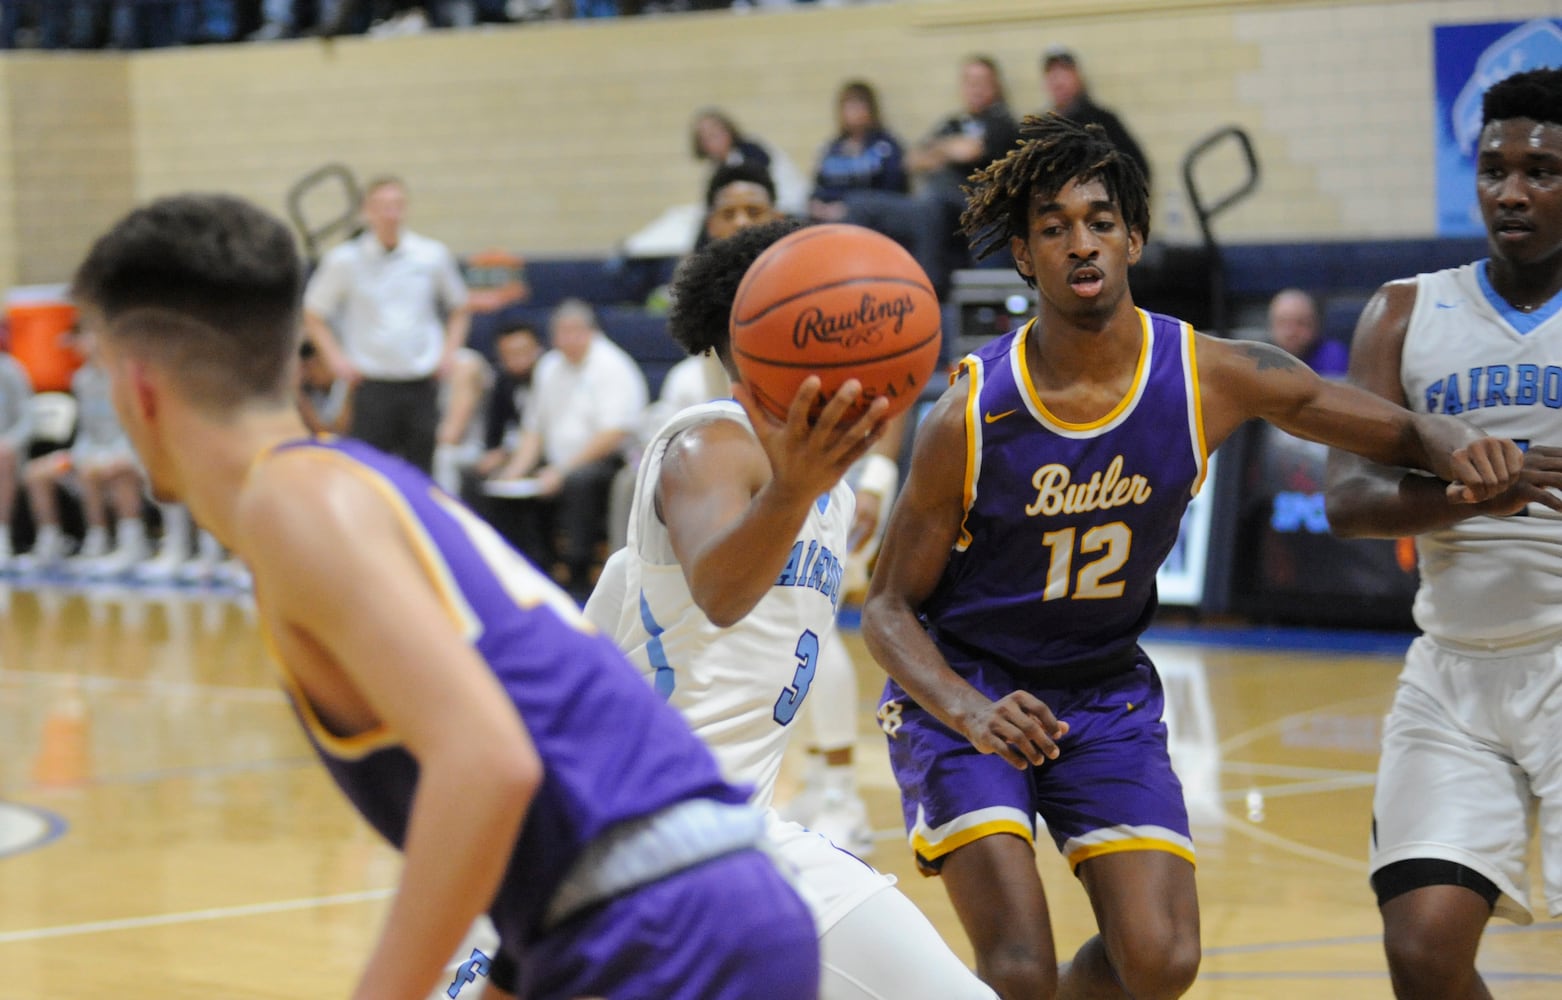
[1220,773,1377,803]
[1216,691,1389,757]
[0,668,283,702]
[1201,970,1562,981]
[1220,761,1375,780]
[1216,807,1369,872]
[17,755,321,794]
[1204,921,1562,957]
[0,887,396,945]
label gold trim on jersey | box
[913,809,1034,863]
[956,356,985,552]
[245,441,486,760]
[257,625,400,760]
[293,448,482,640]
[1065,835,1197,870]
[1013,312,1153,436]
[1182,322,1211,496]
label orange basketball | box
[730,224,942,423]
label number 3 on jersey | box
[1041,522,1132,600]
[772,630,820,725]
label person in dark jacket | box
[1042,47,1153,193]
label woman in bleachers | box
[691,107,808,216]
[808,79,947,302]
[809,79,910,218]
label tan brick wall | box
[1,0,1557,279]
[3,54,134,287]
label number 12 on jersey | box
[773,630,820,725]
[1041,522,1132,600]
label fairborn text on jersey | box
[775,539,845,611]
[1423,364,1562,414]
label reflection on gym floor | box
[1,585,1558,999]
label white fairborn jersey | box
[1400,261,1562,652]
[592,400,855,808]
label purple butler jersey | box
[924,311,1208,672]
[256,438,752,957]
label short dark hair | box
[1483,67,1562,129]
[1041,47,1077,72]
[496,320,540,342]
[667,217,805,360]
[960,113,1151,286]
[705,162,776,209]
[71,193,303,411]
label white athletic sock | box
[196,529,223,561]
[81,524,107,553]
[821,761,858,798]
[116,517,146,550]
[157,503,190,557]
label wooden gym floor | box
[1,582,1558,999]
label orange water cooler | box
[5,284,79,392]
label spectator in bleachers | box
[647,163,778,423]
[0,343,32,567]
[907,55,1020,296]
[1267,288,1348,377]
[702,162,786,246]
[491,299,647,601]
[303,175,471,475]
[250,0,352,40]
[610,165,775,547]
[809,78,945,299]
[16,334,147,574]
[810,80,909,216]
[1040,47,1152,194]
[433,345,494,494]
[691,107,808,217]
[2,0,101,48]
[296,340,355,435]
[473,320,544,481]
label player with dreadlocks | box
[1325,67,1562,1000]
[862,112,1526,1000]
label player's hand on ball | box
[1473,443,1562,516]
[1444,436,1524,505]
[735,375,891,505]
[960,691,1070,771]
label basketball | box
[730,224,942,423]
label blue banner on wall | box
[1434,18,1562,236]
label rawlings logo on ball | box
[792,292,917,350]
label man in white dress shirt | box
[303,176,470,474]
[494,299,647,601]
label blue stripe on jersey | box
[638,589,676,699]
[1476,258,1562,334]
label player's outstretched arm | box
[1197,308,1526,515]
[1323,282,1562,536]
[662,376,888,628]
[862,379,1067,771]
[239,456,541,1000]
